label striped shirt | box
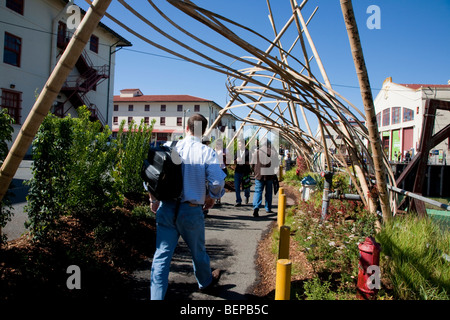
[167,135,226,205]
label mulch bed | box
[251,182,315,299]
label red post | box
[356,237,381,300]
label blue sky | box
[78,0,450,133]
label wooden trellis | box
[0,0,394,233]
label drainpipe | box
[106,41,122,127]
[328,190,362,201]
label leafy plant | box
[113,118,154,196]
[25,114,74,239]
[65,107,120,218]
[302,276,335,300]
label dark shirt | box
[234,148,251,175]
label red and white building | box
[112,89,237,143]
[374,77,450,164]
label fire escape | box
[57,24,109,125]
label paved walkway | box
[3,160,33,241]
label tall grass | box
[376,215,450,299]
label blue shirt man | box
[149,113,226,300]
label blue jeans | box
[253,179,273,212]
[150,201,212,300]
[234,172,250,203]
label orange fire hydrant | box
[356,236,381,300]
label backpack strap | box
[170,140,181,223]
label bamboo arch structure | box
[0,0,394,239]
[101,0,395,216]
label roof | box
[113,94,213,103]
[398,83,450,90]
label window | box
[194,104,200,112]
[161,104,166,112]
[376,112,381,127]
[90,35,99,53]
[113,104,118,111]
[177,105,183,112]
[144,117,149,125]
[53,102,64,118]
[3,32,22,67]
[403,108,414,122]
[392,107,401,124]
[113,116,118,125]
[382,108,390,126]
[145,104,150,111]
[128,104,133,111]
[57,22,68,49]
[127,117,133,124]
[177,117,182,126]
[160,117,165,126]
[6,0,24,15]
[1,89,22,124]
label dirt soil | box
[251,183,314,299]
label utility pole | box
[340,0,391,222]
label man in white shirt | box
[149,113,226,300]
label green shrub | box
[301,276,335,300]
[25,114,75,239]
[113,119,154,195]
[25,107,155,241]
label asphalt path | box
[3,160,33,241]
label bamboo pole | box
[340,0,391,222]
[0,0,112,203]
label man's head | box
[186,113,208,137]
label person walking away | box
[233,139,251,206]
[149,113,226,300]
[285,152,294,171]
[251,139,279,217]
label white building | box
[374,77,450,164]
[1,0,131,152]
[113,89,237,143]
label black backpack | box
[141,141,182,201]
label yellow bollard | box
[279,165,283,181]
[275,259,292,300]
[277,193,286,228]
[278,225,290,260]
